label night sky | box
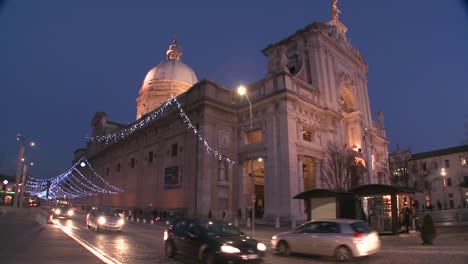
[1,0,467,179]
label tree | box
[320,142,366,191]
[388,148,432,191]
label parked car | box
[51,204,74,218]
[164,218,266,263]
[271,219,380,261]
[86,207,125,232]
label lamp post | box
[237,85,255,237]
[13,134,35,208]
[441,168,447,210]
[19,162,33,209]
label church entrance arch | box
[241,157,265,219]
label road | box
[0,207,468,264]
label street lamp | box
[19,161,34,209]
[13,134,35,208]
[441,168,447,210]
[237,85,255,237]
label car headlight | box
[98,216,106,225]
[163,230,169,241]
[271,235,277,240]
[67,210,74,216]
[117,219,125,226]
[55,209,61,215]
[257,243,267,251]
[221,245,241,254]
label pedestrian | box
[400,203,412,233]
[208,210,212,219]
[237,208,242,221]
[222,210,226,220]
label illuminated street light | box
[237,85,255,237]
[441,168,447,210]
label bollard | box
[291,218,296,228]
[151,220,154,224]
[275,217,280,228]
[143,219,146,224]
[247,217,251,228]
[166,220,170,225]
[234,217,238,227]
[137,218,140,223]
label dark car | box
[164,218,266,264]
[86,207,125,232]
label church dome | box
[142,40,198,86]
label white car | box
[271,219,380,261]
[86,207,125,232]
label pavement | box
[2,205,468,264]
[0,206,104,264]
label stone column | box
[315,159,321,188]
[297,156,305,219]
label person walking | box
[401,203,412,233]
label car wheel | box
[201,251,214,264]
[164,240,175,258]
[335,246,352,262]
[276,241,291,256]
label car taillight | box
[353,233,364,244]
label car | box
[164,218,266,264]
[271,219,380,262]
[51,204,74,218]
[86,207,125,232]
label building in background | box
[389,145,468,210]
[0,174,16,205]
[75,6,389,223]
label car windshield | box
[350,221,373,234]
[98,208,120,217]
[199,221,243,236]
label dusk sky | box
[1,0,467,179]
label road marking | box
[52,219,123,264]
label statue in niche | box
[332,0,341,21]
[218,160,227,183]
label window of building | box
[421,162,427,171]
[461,157,467,166]
[131,158,135,168]
[447,177,452,187]
[448,193,453,198]
[245,129,262,144]
[432,161,438,169]
[171,143,178,157]
[302,128,313,142]
[445,159,450,168]
[148,151,153,163]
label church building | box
[75,5,389,223]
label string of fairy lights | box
[26,156,124,199]
[88,94,235,166]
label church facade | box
[76,12,389,223]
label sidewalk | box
[0,206,103,264]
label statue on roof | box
[332,0,341,21]
[166,40,182,60]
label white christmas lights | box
[88,95,235,166]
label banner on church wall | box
[164,166,181,189]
